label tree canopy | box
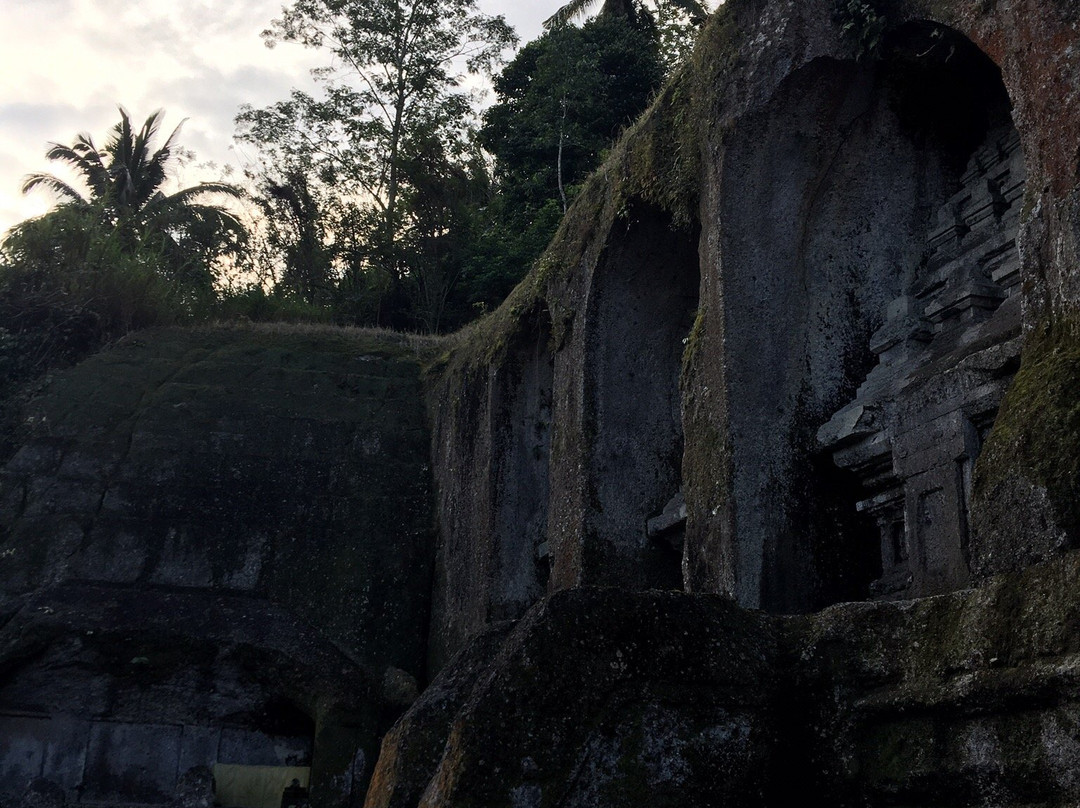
[15,107,246,295]
[235,0,515,331]
[544,0,708,31]
[460,10,664,309]
[0,109,249,404]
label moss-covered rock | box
[0,324,438,676]
[373,553,1080,806]
[972,322,1080,575]
[417,588,778,808]
[364,622,515,808]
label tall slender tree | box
[237,0,516,326]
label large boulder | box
[374,552,1080,806]
[392,588,778,808]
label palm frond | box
[20,108,249,273]
[156,117,187,163]
[185,204,248,238]
[543,0,601,29]
[134,110,173,208]
[42,139,108,201]
[150,182,245,209]
[21,173,90,205]
[143,183,247,238]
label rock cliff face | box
[4,0,1080,805]
[428,0,1080,658]
[0,326,435,807]
[404,0,1080,800]
[372,554,1080,807]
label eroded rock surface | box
[365,622,515,808]
[0,325,435,808]
[377,553,1080,807]
[427,0,1080,662]
[416,589,777,808]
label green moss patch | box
[975,322,1080,542]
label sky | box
[0,0,555,237]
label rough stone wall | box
[428,0,1080,659]
[550,203,699,593]
[370,552,1080,807]
[786,551,1080,805]
[0,325,436,807]
[428,203,700,667]
[706,52,953,609]
[428,317,553,669]
[382,589,778,808]
[0,584,375,808]
[0,326,434,672]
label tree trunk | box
[558,96,568,214]
[599,0,637,23]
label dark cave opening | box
[255,697,317,756]
[881,22,1015,174]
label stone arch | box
[708,21,1024,610]
[577,201,701,590]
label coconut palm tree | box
[21,108,246,288]
[544,0,708,30]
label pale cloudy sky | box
[0,0,554,236]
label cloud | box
[0,102,87,135]
[0,0,555,235]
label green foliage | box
[459,198,564,314]
[833,0,888,60]
[0,207,178,337]
[544,0,708,42]
[543,0,707,75]
[469,12,664,308]
[236,0,516,333]
[22,107,247,293]
[0,109,249,431]
[649,0,708,74]
[215,284,335,324]
[432,0,747,390]
[252,169,336,306]
[0,206,182,456]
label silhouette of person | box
[281,778,308,808]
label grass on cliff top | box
[89,321,447,370]
[195,321,445,359]
[19,321,441,447]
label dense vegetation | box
[0,0,705,396]
[0,110,245,400]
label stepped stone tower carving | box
[818,125,1026,599]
